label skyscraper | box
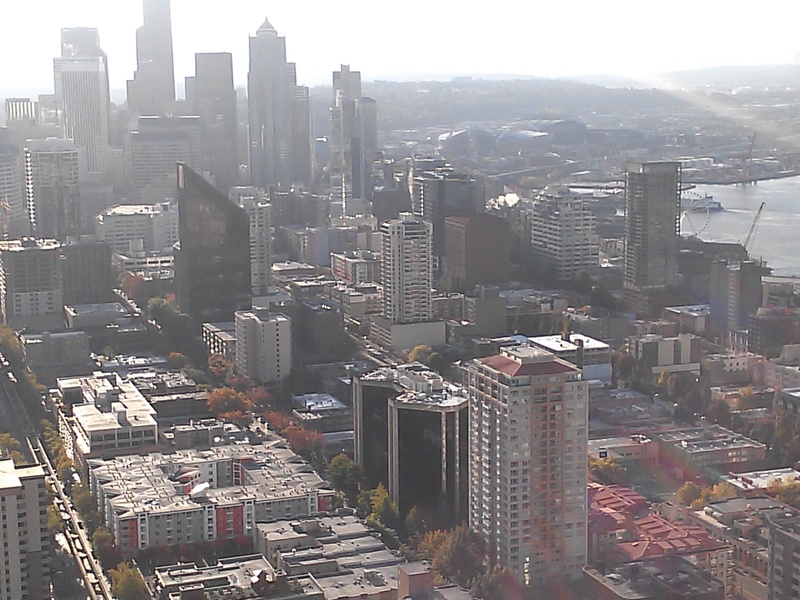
[25,138,80,241]
[623,161,681,314]
[0,460,50,600]
[174,163,251,323]
[0,238,64,331]
[411,163,484,262]
[229,187,272,297]
[531,185,599,281]
[129,116,202,201]
[53,28,110,173]
[234,309,292,383]
[380,213,433,324]
[247,17,297,190]
[329,65,378,212]
[127,0,176,116]
[466,345,588,585]
[0,144,27,239]
[193,52,238,193]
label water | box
[681,176,800,276]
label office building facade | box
[229,187,272,296]
[175,163,251,323]
[444,213,510,291]
[126,0,175,116]
[0,144,27,239]
[466,345,588,584]
[53,28,110,173]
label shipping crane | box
[740,201,765,253]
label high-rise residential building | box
[709,258,763,339]
[193,53,238,193]
[623,162,681,314]
[95,202,179,253]
[466,345,588,585]
[25,138,80,241]
[411,163,484,262]
[292,85,313,188]
[174,163,251,323]
[129,115,202,202]
[530,185,598,281]
[229,187,272,296]
[0,144,27,239]
[769,515,800,600]
[0,460,50,600]
[444,213,510,291]
[53,28,110,173]
[127,0,175,116]
[234,309,291,383]
[354,363,468,524]
[381,213,432,324]
[60,241,113,305]
[329,65,378,212]
[248,17,309,190]
[0,238,64,331]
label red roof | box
[478,353,578,377]
[613,515,725,562]
[589,483,648,518]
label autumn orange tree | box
[207,387,252,416]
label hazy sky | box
[1,0,798,98]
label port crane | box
[740,201,765,253]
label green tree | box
[92,526,117,569]
[588,457,627,485]
[109,562,148,600]
[326,454,363,504]
[677,481,702,506]
[404,506,427,539]
[705,398,731,427]
[47,504,64,534]
[420,524,486,589]
[369,483,400,530]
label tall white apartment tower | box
[531,185,598,281]
[54,28,110,173]
[0,460,50,600]
[229,186,272,296]
[234,309,292,384]
[465,345,588,585]
[25,138,80,241]
[380,213,433,324]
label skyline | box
[1,0,799,100]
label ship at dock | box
[680,191,723,212]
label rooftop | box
[529,333,610,353]
[478,345,580,377]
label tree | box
[247,387,273,410]
[677,481,702,506]
[768,479,800,509]
[404,506,427,539]
[47,504,64,534]
[263,411,293,433]
[109,562,148,600]
[326,454,364,504]
[283,426,324,459]
[208,353,231,379]
[166,352,188,370]
[92,526,118,569]
[588,457,627,485]
[409,345,433,365]
[207,387,252,416]
[419,524,486,589]
[226,375,257,393]
[705,398,731,427]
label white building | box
[465,345,588,585]
[381,213,432,324]
[528,333,612,385]
[229,187,272,296]
[531,185,598,280]
[235,309,292,384]
[54,28,110,173]
[25,138,80,240]
[95,202,179,253]
[0,460,50,600]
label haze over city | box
[2,0,800,98]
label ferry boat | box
[680,192,723,212]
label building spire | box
[257,16,277,35]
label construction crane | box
[740,201,765,253]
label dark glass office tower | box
[174,163,251,323]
